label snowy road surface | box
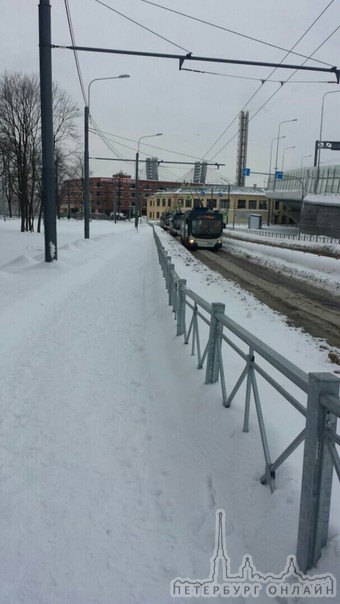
[0,220,339,603]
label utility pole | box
[39,0,57,261]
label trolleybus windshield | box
[191,217,222,237]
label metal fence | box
[152,226,340,573]
[225,226,340,245]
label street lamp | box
[84,74,130,239]
[135,133,163,228]
[300,154,312,169]
[268,135,286,179]
[282,145,296,171]
[316,90,340,168]
[274,118,298,175]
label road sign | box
[243,168,251,176]
[275,171,283,180]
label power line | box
[90,116,126,160]
[88,127,207,161]
[201,1,338,160]
[94,0,191,53]
[138,0,335,68]
[181,67,337,85]
[63,0,87,105]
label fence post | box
[176,279,186,336]
[205,302,225,384]
[296,372,339,572]
[168,263,174,306]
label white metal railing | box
[153,226,340,573]
[225,225,340,246]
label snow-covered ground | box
[222,227,340,295]
[0,218,339,603]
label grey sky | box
[1,0,340,184]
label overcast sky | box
[1,0,340,184]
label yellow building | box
[146,185,289,226]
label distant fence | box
[226,225,340,245]
[153,226,340,573]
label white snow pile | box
[0,218,339,603]
[222,228,340,295]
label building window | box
[249,200,257,210]
[156,199,160,206]
[168,199,172,207]
[237,199,246,209]
[259,200,267,209]
[219,200,228,209]
[185,199,192,208]
[275,201,280,210]
[162,199,166,206]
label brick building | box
[60,174,179,219]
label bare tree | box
[0,72,40,231]
[0,71,80,231]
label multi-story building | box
[60,174,179,219]
[146,185,290,226]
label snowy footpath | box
[0,220,339,603]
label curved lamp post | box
[134,133,163,228]
[274,118,298,175]
[268,135,286,177]
[282,145,296,171]
[316,90,340,168]
[300,154,312,169]
[84,74,130,239]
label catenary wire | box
[63,0,87,105]
[138,0,334,68]
[89,128,207,161]
[94,0,191,53]
[201,2,338,160]
[210,22,340,160]
[181,67,337,85]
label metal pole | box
[134,150,139,229]
[297,373,339,572]
[134,132,163,228]
[84,74,130,238]
[282,145,295,171]
[39,0,57,261]
[274,119,297,175]
[84,105,90,238]
[268,135,285,190]
[315,90,340,194]
[300,154,312,169]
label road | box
[193,247,340,349]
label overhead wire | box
[138,0,335,67]
[89,116,126,160]
[93,0,191,53]
[209,22,340,160]
[201,0,338,161]
[63,0,87,105]
[89,127,207,161]
[180,67,337,85]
